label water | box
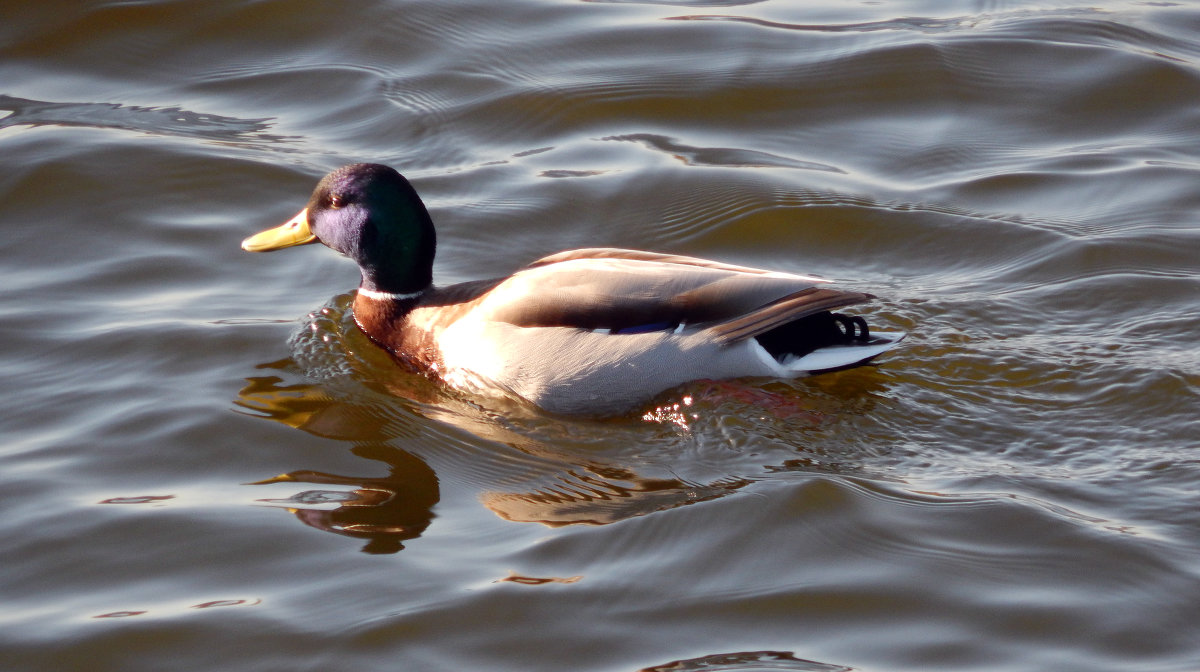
[2,0,1199,670]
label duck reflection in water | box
[250,450,438,556]
[237,369,438,554]
[234,351,784,550]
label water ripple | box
[640,650,852,672]
[604,133,844,172]
[0,94,296,146]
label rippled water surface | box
[3,1,1200,670]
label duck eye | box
[329,194,345,209]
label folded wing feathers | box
[706,288,873,344]
[526,248,829,284]
[510,248,874,342]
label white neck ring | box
[357,287,424,302]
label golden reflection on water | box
[249,448,438,556]
[482,466,752,528]
[93,599,262,620]
[236,372,437,554]
[234,359,765,542]
[495,571,582,585]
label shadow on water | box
[233,293,894,552]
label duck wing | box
[476,248,873,341]
[525,247,828,278]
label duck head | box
[242,163,437,294]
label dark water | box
[3,1,1199,670]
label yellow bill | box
[241,208,317,252]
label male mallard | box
[243,163,904,414]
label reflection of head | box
[290,504,411,555]
[254,449,440,555]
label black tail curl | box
[754,311,872,363]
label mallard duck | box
[243,163,904,414]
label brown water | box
[2,1,1199,670]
